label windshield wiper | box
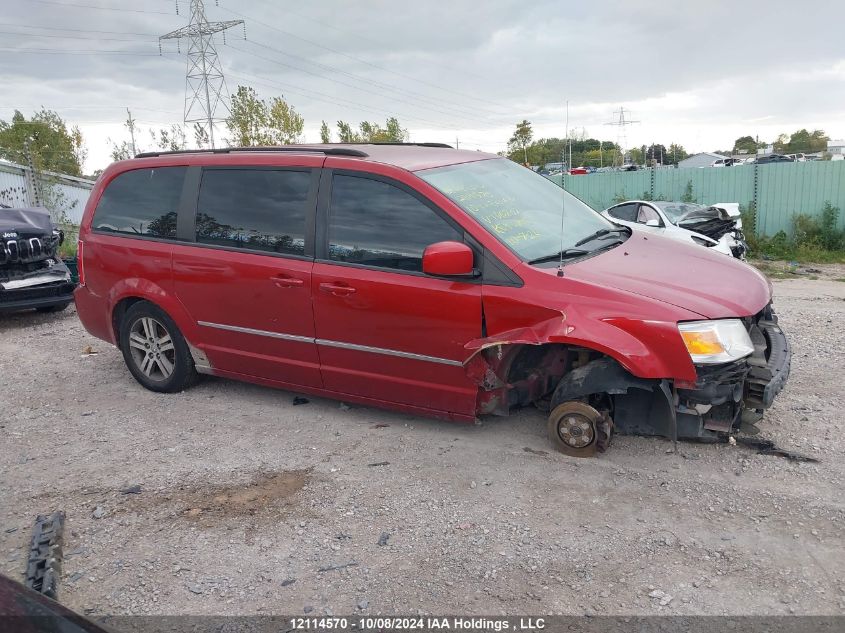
[573,226,630,247]
[528,248,590,265]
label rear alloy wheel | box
[119,301,197,393]
[547,401,606,458]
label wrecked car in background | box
[0,207,75,313]
[75,145,789,457]
[602,200,748,259]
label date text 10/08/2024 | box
[289,617,547,631]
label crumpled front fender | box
[465,305,697,383]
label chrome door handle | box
[273,276,304,288]
[319,283,356,296]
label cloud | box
[2,0,844,172]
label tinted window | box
[328,175,462,272]
[196,169,311,255]
[93,167,185,238]
[608,203,637,222]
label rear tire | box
[119,301,197,393]
[36,302,71,313]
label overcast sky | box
[2,0,844,174]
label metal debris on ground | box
[25,511,65,599]
[734,436,819,463]
[292,396,309,406]
[377,532,390,546]
[367,461,390,467]
[280,578,296,586]
[523,447,548,456]
[317,561,359,573]
[120,484,142,495]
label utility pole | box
[23,140,42,207]
[126,108,137,156]
[160,0,244,148]
[565,100,570,171]
[455,137,459,150]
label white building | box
[828,139,845,160]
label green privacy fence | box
[548,161,845,236]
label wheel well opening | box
[112,297,146,345]
[472,343,612,416]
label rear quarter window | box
[93,167,186,238]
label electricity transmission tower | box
[160,0,244,148]
[604,107,640,165]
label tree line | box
[505,119,689,168]
[505,120,835,169]
[1,94,836,180]
[0,85,410,179]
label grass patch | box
[745,202,845,264]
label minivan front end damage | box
[465,303,790,449]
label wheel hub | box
[547,401,613,458]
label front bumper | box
[614,304,791,440]
[674,306,790,436]
[745,317,791,408]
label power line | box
[0,23,160,36]
[237,39,491,124]
[0,30,155,42]
[28,0,174,15]
[227,42,469,129]
[0,47,162,55]
[225,1,510,113]
[225,70,460,132]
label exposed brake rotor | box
[547,401,613,458]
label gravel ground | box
[1,277,844,617]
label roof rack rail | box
[364,142,454,148]
[134,146,369,159]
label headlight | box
[678,319,754,364]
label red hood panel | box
[558,232,771,319]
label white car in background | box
[601,200,748,259]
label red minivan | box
[74,144,790,456]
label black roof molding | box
[135,146,369,159]
[135,142,455,160]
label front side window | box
[418,158,616,262]
[608,203,638,222]
[93,167,186,238]
[328,174,461,272]
[196,169,311,255]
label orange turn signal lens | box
[679,330,725,356]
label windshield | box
[417,158,615,261]
[653,201,705,223]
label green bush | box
[747,202,845,263]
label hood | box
[0,207,54,236]
[556,230,770,319]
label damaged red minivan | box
[74,144,790,456]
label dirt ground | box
[1,276,844,617]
